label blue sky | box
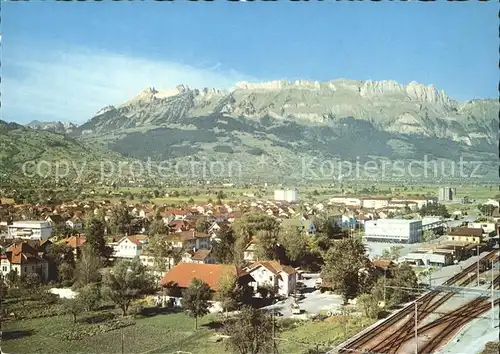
[2,1,498,124]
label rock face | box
[26,120,78,134]
[71,79,497,180]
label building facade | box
[364,219,422,244]
[274,189,298,203]
[438,187,456,202]
[7,221,52,240]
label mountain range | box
[26,120,78,134]
[19,79,500,181]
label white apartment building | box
[421,216,446,232]
[329,197,362,207]
[438,187,455,202]
[391,197,434,209]
[361,198,390,210]
[364,219,422,244]
[7,221,52,240]
[274,189,298,203]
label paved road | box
[263,273,344,317]
[445,214,477,228]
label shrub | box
[51,317,136,340]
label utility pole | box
[492,260,495,329]
[414,301,418,354]
[383,268,387,305]
[272,309,276,354]
[477,245,480,287]
[121,327,124,354]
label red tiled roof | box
[168,230,210,242]
[5,242,45,264]
[372,259,396,270]
[247,260,297,276]
[65,236,87,248]
[159,263,249,291]
[125,234,148,245]
[168,220,189,231]
[191,249,212,260]
[449,227,484,237]
[169,209,191,215]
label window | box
[1,266,7,272]
[24,267,27,273]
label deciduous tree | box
[215,271,248,313]
[78,283,102,312]
[278,225,309,262]
[222,306,274,354]
[62,297,84,323]
[75,244,102,287]
[389,263,418,304]
[321,238,372,304]
[195,217,211,233]
[86,218,111,259]
[143,234,174,273]
[211,224,236,264]
[102,258,152,316]
[148,219,169,237]
[109,205,132,235]
[182,278,212,329]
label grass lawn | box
[4,308,375,354]
[277,316,375,353]
[3,311,222,354]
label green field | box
[4,307,374,354]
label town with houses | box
[1,186,499,353]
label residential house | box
[492,208,500,223]
[447,227,484,244]
[65,235,87,257]
[168,220,190,233]
[66,217,83,230]
[181,249,215,264]
[1,242,49,281]
[208,222,224,234]
[245,260,297,297]
[112,235,149,259]
[45,214,67,227]
[170,209,193,221]
[372,259,396,278]
[243,238,259,262]
[159,263,254,308]
[467,222,496,236]
[167,230,211,250]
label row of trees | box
[209,212,345,271]
[61,245,154,320]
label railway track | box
[387,297,500,354]
[417,297,499,353]
[370,292,455,353]
[339,249,499,354]
[379,296,493,354]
